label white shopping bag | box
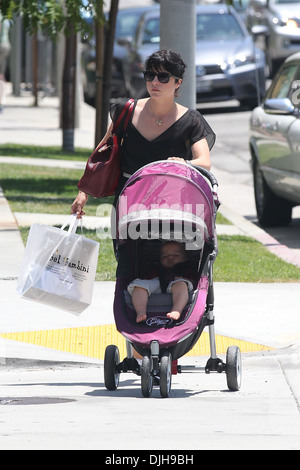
[17,215,100,314]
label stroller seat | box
[123,289,195,314]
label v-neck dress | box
[110,99,216,177]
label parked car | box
[194,4,266,107]
[246,0,300,76]
[83,4,266,108]
[249,52,300,226]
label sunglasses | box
[143,71,180,84]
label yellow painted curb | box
[1,324,272,359]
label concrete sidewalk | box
[0,84,96,149]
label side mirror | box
[263,98,295,114]
[117,37,133,47]
[251,25,269,37]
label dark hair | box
[144,49,186,95]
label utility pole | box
[160,0,196,109]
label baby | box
[127,241,194,323]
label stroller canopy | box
[116,161,218,250]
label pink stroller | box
[104,161,242,397]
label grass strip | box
[2,159,300,283]
[0,144,91,161]
[0,163,113,216]
[18,228,300,283]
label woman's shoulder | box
[133,98,149,117]
[184,107,203,121]
[110,98,136,122]
[182,107,214,130]
[136,98,149,108]
[176,103,189,120]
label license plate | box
[197,79,213,92]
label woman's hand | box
[167,157,186,163]
[167,139,211,170]
[71,191,88,219]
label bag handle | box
[61,214,83,235]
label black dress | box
[110,99,216,181]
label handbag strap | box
[94,99,134,151]
[112,98,135,135]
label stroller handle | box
[189,164,219,188]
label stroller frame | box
[104,163,242,397]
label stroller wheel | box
[104,345,120,391]
[226,346,242,391]
[141,355,153,397]
[160,352,172,398]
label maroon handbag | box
[78,99,134,198]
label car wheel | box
[253,159,292,227]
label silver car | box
[246,0,300,76]
[194,4,266,107]
[249,52,300,226]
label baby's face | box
[160,243,186,268]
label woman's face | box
[145,68,182,99]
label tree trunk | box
[100,0,119,137]
[94,20,104,147]
[32,33,38,107]
[62,24,77,152]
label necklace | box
[155,119,163,126]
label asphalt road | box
[200,101,300,254]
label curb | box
[219,204,300,268]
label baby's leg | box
[167,281,189,321]
[132,287,148,323]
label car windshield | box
[115,10,143,39]
[142,12,245,44]
[143,17,160,44]
[196,13,244,40]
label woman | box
[71,49,215,218]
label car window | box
[268,64,299,100]
[142,18,160,44]
[274,0,300,3]
[232,0,250,10]
[115,12,143,39]
[196,13,244,40]
[290,66,300,108]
